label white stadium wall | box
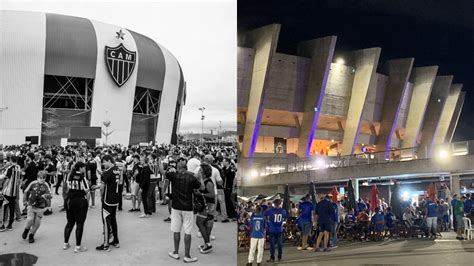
[89,21,138,146]
[0,11,46,145]
[155,45,181,145]
[0,11,184,146]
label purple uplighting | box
[305,50,334,158]
[384,83,409,160]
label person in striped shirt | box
[0,155,22,231]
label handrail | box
[241,141,470,177]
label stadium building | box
[237,24,472,197]
[238,24,465,161]
[0,11,186,146]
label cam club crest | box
[105,43,136,87]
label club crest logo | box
[105,43,136,87]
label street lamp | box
[198,107,205,144]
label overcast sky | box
[1,0,236,133]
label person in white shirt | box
[124,152,134,193]
[186,152,201,173]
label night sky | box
[238,0,473,141]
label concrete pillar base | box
[450,175,460,197]
[353,178,360,201]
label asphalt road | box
[0,191,236,265]
[238,231,474,265]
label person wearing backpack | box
[21,171,52,243]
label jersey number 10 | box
[274,214,282,223]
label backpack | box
[28,182,49,208]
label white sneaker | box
[139,214,149,218]
[63,243,70,250]
[168,252,179,260]
[183,256,198,263]
[74,246,87,253]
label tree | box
[102,119,114,145]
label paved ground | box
[238,232,474,265]
[0,191,236,265]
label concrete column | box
[341,48,381,155]
[419,76,453,157]
[401,66,438,150]
[353,178,360,201]
[450,174,460,196]
[375,58,414,158]
[432,84,463,145]
[240,24,281,158]
[446,91,465,143]
[295,36,337,158]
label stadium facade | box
[238,24,465,160]
[0,11,186,146]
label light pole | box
[198,107,205,144]
[219,120,222,145]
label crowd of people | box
[238,191,474,265]
[0,142,237,263]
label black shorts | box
[318,222,332,232]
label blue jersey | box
[357,202,367,212]
[316,199,333,224]
[250,214,266,239]
[266,207,287,233]
[298,201,314,222]
[385,212,395,228]
[464,199,473,214]
[345,214,356,224]
[426,201,437,217]
[332,203,340,223]
[372,212,385,231]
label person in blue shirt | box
[315,195,333,252]
[371,207,385,241]
[345,210,356,225]
[385,207,396,230]
[247,205,266,266]
[464,193,472,216]
[330,199,340,247]
[356,198,367,215]
[425,199,438,238]
[265,199,287,262]
[297,195,314,251]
